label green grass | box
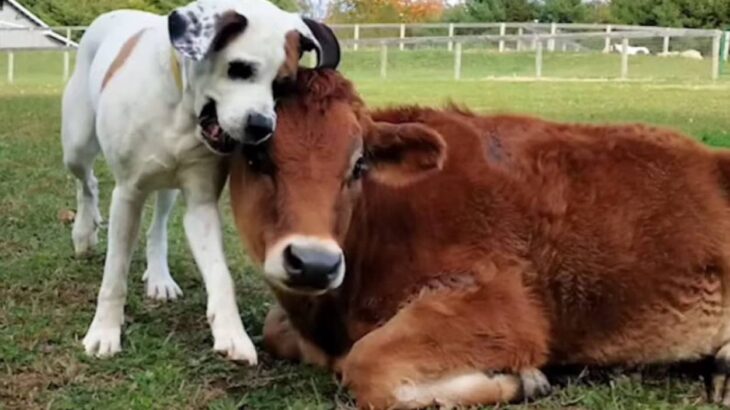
[340,49,722,82]
[1,50,730,409]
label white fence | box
[330,22,729,80]
[1,23,729,83]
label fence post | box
[448,23,455,52]
[63,27,72,81]
[620,37,629,80]
[353,24,360,51]
[7,52,14,84]
[723,31,729,62]
[712,31,721,80]
[603,25,612,53]
[399,24,406,51]
[499,23,506,53]
[380,43,388,79]
[517,27,524,51]
[454,42,462,81]
[548,22,557,52]
[535,38,543,79]
[663,33,670,54]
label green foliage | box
[328,0,444,24]
[20,0,299,26]
[504,0,538,22]
[444,0,730,28]
[20,0,730,28]
[610,0,730,29]
[584,0,614,24]
[328,0,402,23]
[444,0,504,23]
[443,0,537,23]
[539,0,586,23]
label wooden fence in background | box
[1,23,728,83]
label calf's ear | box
[364,122,446,187]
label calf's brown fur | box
[230,69,730,409]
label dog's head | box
[169,0,340,155]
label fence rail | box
[0,22,721,35]
[1,22,729,84]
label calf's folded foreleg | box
[341,261,551,409]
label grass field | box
[1,50,730,409]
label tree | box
[584,0,614,24]
[328,0,444,23]
[444,0,537,23]
[401,0,445,23]
[21,0,299,27]
[652,0,682,27]
[610,0,657,26]
[504,0,538,22]
[539,0,586,23]
[443,0,504,23]
[610,0,730,29]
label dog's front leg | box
[83,186,145,357]
[183,195,257,365]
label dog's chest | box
[104,121,219,191]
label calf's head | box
[169,0,339,154]
[231,70,446,295]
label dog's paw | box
[72,211,100,257]
[143,270,183,301]
[73,228,98,257]
[211,321,258,365]
[82,324,122,358]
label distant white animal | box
[610,43,651,55]
[658,49,704,60]
[680,49,704,60]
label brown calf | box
[229,69,730,409]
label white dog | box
[61,0,339,364]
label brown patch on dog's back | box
[102,30,146,90]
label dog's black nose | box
[245,113,274,145]
[283,244,342,290]
[168,11,188,41]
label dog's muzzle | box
[199,100,237,155]
[244,113,274,146]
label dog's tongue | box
[207,124,223,142]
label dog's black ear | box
[168,3,248,61]
[300,18,341,70]
[211,12,248,53]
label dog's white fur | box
[62,0,316,364]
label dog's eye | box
[228,61,255,81]
[351,157,368,181]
